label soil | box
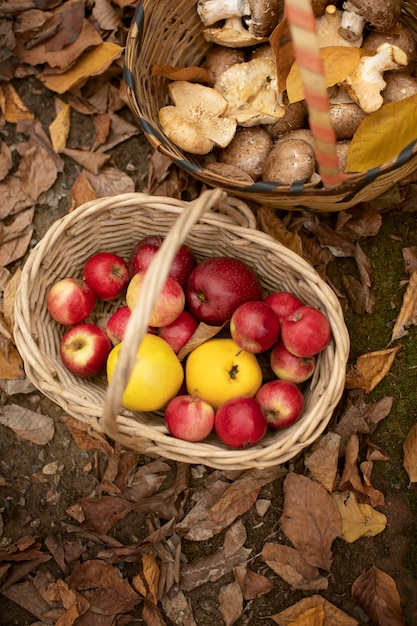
[1,75,417,626]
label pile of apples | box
[46,235,332,449]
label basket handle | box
[101,187,235,438]
[284,0,348,187]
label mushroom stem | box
[197,0,250,26]
[338,2,366,43]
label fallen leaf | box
[262,543,328,591]
[0,81,34,123]
[177,321,225,361]
[71,495,135,534]
[0,404,54,444]
[332,491,387,543]
[391,271,417,342]
[351,566,406,626]
[288,605,325,625]
[152,64,211,83]
[403,423,417,484]
[132,554,160,605]
[280,473,342,571]
[218,579,243,626]
[0,346,24,380]
[402,246,417,274]
[271,594,359,625]
[269,14,294,101]
[62,414,114,456]
[257,206,303,256]
[49,97,70,152]
[63,147,111,174]
[304,432,341,492]
[160,588,197,626]
[234,565,274,600]
[344,345,403,393]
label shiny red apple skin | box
[155,310,199,354]
[230,301,280,353]
[106,305,131,345]
[186,257,263,325]
[270,340,316,383]
[128,235,197,287]
[83,252,129,301]
[60,323,112,377]
[214,396,267,448]
[126,271,185,327]
[281,305,331,357]
[47,277,96,325]
[256,380,304,429]
[263,291,304,323]
[164,394,215,441]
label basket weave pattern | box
[124,0,417,211]
[14,191,349,469]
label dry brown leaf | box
[403,423,417,484]
[280,473,342,571]
[262,543,328,591]
[344,345,402,393]
[177,321,225,360]
[62,414,114,456]
[335,206,382,239]
[218,579,243,626]
[334,405,370,455]
[0,140,12,181]
[0,207,34,267]
[40,42,123,93]
[271,594,359,625]
[96,112,140,153]
[0,404,54,444]
[0,81,34,123]
[288,605,325,626]
[257,206,303,257]
[351,566,405,626]
[332,491,387,543]
[152,64,211,83]
[72,495,134,534]
[0,345,24,380]
[342,274,373,315]
[304,432,341,492]
[402,246,417,274]
[234,565,273,600]
[362,395,393,433]
[63,147,111,174]
[3,268,20,335]
[84,165,135,196]
[391,271,417,342]
[132,554,160,605]
[49,98,70,153]
[359,460,385,508]
[269,14,294,101]
[160,589,197,626]
[70,171,98,209]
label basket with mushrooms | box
[124,0,417,211]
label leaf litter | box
[0,1,415,624]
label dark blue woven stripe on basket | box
[123,3,144,90]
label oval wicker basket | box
[14,190,349,470]
[123,0,417,212]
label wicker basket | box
[14,190,349,470]
[123,0,417,212]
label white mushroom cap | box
[158,81,237,155]
[214,57,285,126]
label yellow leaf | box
[286,47,363,103]
[391,270,417,342]
[289,605,325,626]
[346,95,417,172]
[49,99,71,153]
[271,594,359,625]
[344,345,402,393]
[403,423,417,484]
[0,82,34,123]
[332,491,387,543]
[40,43,123,94]
[132,554,160,604]
[0,345,24,380]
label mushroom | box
[328,88,366,139]
[338,0,402,44]
[261,139,316,185]
[219,126,273,180]
[316,4,363,48]
[203,45,246,84]
[197,0,282,38]
[214,57,285,126]
[363,26,417,74]
[158,81,237,155]
[266,100,308,139]
[201,17,268,47]
[382,73,417,103]
[250,43,274,60]
[341,43,408,113]
[336,140,351,172]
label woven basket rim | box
[14,191,350,470]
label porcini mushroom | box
[382,73,417,103]
[363,26,417,74]
[158,81,237,155]
[342,43,408,113]
[338,0,402,44]
[214,57,285,125]
[197,0,282,38]
[328,88,366,139]
[261,139,316,185]
[203,45,246,84]
[219,126,273,180]
[266,100,308,139]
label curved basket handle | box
[101,187,229,438]
[284,0,348,187]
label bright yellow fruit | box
[185,337,263,409]
[107,333,184,412]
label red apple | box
[126,272,185,327]
[186,257,263,325]
[281,305,331,357]
[214,396,267,448]
[270,340,316,383]
[256,380,304,429]
[82,251,129,301]
[106,305,131,345]
[128,235,197,287]
[47,277,96,325]
[263,291,304,323]
[230,301,280,353]
[154,310,199,354]
[60,323,112,377]
[164,394,215,441]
